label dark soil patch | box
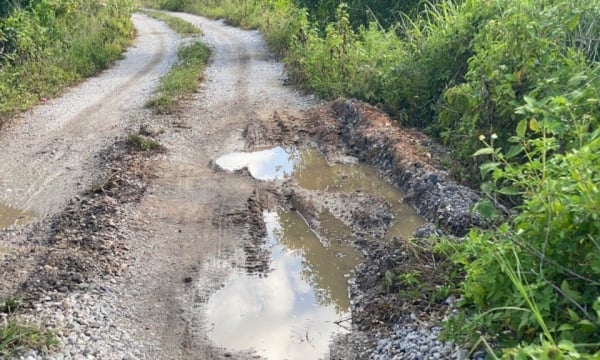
[0,134,161,305]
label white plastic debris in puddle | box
[214,146,298,180]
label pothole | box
[206,209,361,359]
[208,146,426,358]
[0,202,35,229]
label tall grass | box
[0,0,134,123]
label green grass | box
[0,0,135,125]
[0,321,57,358]
[0,299,57,357]
[139,9,201,35]
[145,41,211,114]
[127,132,163,151]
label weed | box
[139,9,201,35]
[145,41,210,114]
[0,298,21,314]
[0,320,57,358]
[127,132,161,151]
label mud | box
[0,203,34,229]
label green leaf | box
[578,319,596,333]
[567,308,580,322]
[566,15,580,32]
[506,145,523,159]
[557,323,575,332]
[523,95,538,107]
[498,187,520,196]
[516,119,527,138]
[473,147,495,157]
[473,199,496,219]
[529,118,539,132]
[558,339,576,353]
[561,280,583,302]
[479,162,499,179]
[508,136,521,143]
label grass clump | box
[139,9,201,35]
[0,321,57,358]
[0,299,57,357]
[127,132,161,151]
[145,41,210,114]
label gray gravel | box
[16,277,157,360]
[371,325,465,360]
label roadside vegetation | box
[141,10,211,114]
[142,0,600,357]
[0,0,135,124]
[139,8,200,34]
[1,299,57,357]
[145,38,210,113]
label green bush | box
[442,87,600,355]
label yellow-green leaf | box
[529,118,539,132]
[473,147,495,157]
[516,119,527,138]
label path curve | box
[0,14,180,218]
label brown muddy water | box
[0,203,34,229]
[206,210,360,359]
[209,147,425,358]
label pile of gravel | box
[16,279,155,360]
[371,325,466,360]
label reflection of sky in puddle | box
[215,147,298,180]
[205,210,360,359]
[0,203,34,229]
[215,146,424,238]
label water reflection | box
[216,147,424,238]
[292,149,425,239]
[214,147,298,180]
[205,210,361,359]
[0,203,34,229]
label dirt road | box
[117,12,316,359]
[0,9,480,360]
[1,10,315,360]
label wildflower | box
[491,133,498,140]
[479,134,485,141]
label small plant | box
[0,320,58,358]
[1,298,57,357]
[0,298,21,314]
[127,132,161,151]
[139,10,201,35]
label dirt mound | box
[266,99,485,236]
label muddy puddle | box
[215,146,424,239]
[208,147,426,358]
[206,210,361,359]
[0,202,34,229]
